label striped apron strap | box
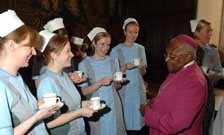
[137,46,143,59]
[117,48,125,66]
[85,61,99,99]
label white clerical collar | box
[183,60,195,69]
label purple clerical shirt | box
[144,63,207,135]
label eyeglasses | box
[164,53,188,60]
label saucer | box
[134,65,140,68]
[39,101,64,110]
[134,64,140,66]
[113,79,123,82]
[89,103,106,110]
[113,78,127,82]
[56,101,64,109]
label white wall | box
[197,0,223,46]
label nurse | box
[110,18,147,134]
[79,27,126,135]
[32,18,86,84]
[190,19,223,83]
[36,30,95,135]
[0,10,56,135]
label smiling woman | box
[1,27,37,69]
[110,18,147,134]
[79,27,126,135]
[0,9,57,135]
[92,32,111,59]
[35,30,95,135]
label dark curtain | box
[119,0,197,83]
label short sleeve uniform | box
[201,44,222,72]
[36,70,85,135]
[0,69,48,135]
[110,43,147,130]
[79,56,126,135]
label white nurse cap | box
[71,36,84,45]
[190,19,199,32]
[0,10,24,37]
[87,27,106,41]
[43,18,65,32]
[37,30,56,52]
[122,18,138,30]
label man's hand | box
[139,98,155,116]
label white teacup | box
[75,71,83,78]
[90,97,101,110]
[43,93,61,106]
[201,66,208,73]
[132,58,141,66]
[113,71,123,81]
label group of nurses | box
[0,8,148,135]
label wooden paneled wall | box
[0,0,197,87]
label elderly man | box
[142,34,208,135]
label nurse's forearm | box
[81,81,102,95]
[46,110,81,128]
[14,114,39,135]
